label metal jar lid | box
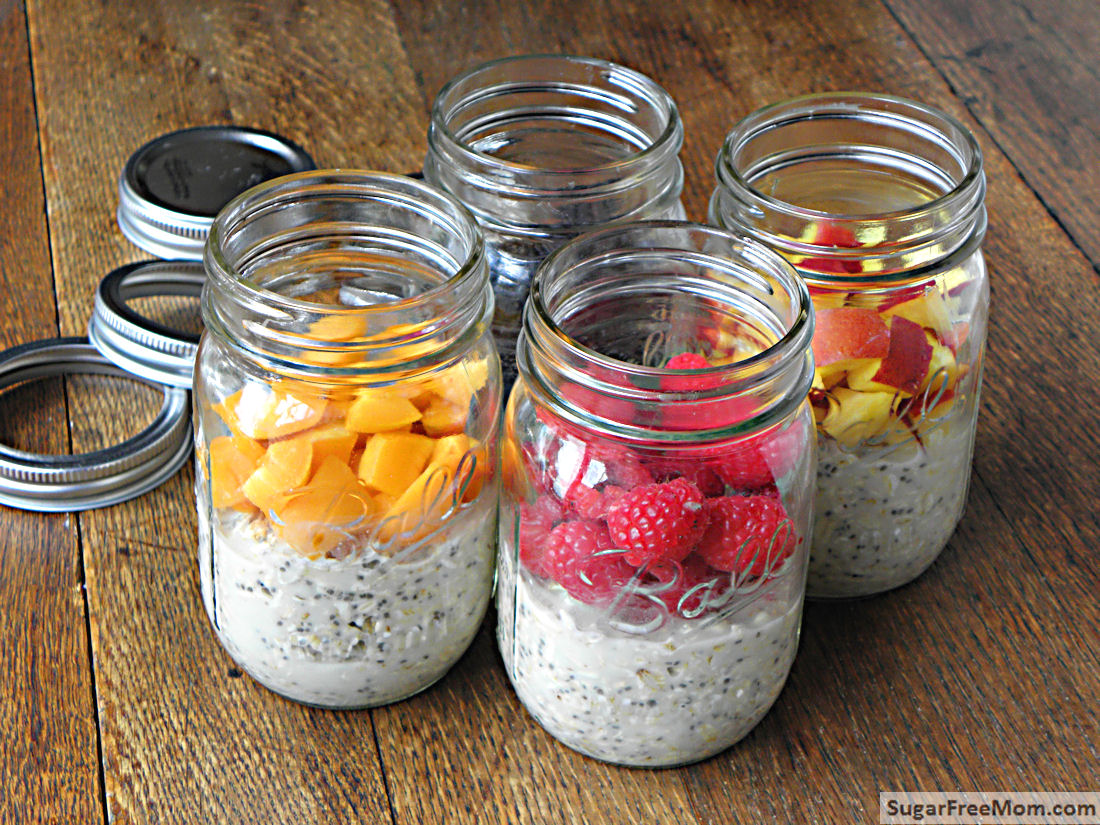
[117,125,316,259]
[89,260,205,389]
[0,338,192,512]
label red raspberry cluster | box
[518,351,805,617]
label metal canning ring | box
[0,337,192,512]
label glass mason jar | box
[710,93,989,598]
[194,171,501,708]
[424,54,686,387]
[497,221,816,767]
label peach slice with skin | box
[881,287,951,336]
[846,316,934,397]
[811,307,890,386]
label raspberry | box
[661,351,722,393]
[645,458,726,497]
[644,554,731,618]
[539,519,636,606]
[564,482,625,520]
[698,495,799,578]
[712,417,806,492]
[605,478,709,566]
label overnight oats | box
[194,171,501,708]
[497,222,816,767]
[711,94,990,598]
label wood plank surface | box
[0,3,103,823]
[2,0,1096,822]
[884,0,1100,269]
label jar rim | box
[205,169,486,322]
[202,170,493,379]
[715,91,984,222]
[429,54,683,185]
[520,220,814,443]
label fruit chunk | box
[820,387,895,447]
[357,432,436,497]
[345,391,422,433]
[375,462,457,545]
[604,478,709,567]
[209,435,265,509]
[242,437,313,512]
[274,456,373,558]
[698,495,798,577]
[216,383,327,440]
[919,332,959,394]
[881,287,950,335]
[845,315,933,397]
[293,423,357,474]
[420,396,467,437]
[811,307,890,385]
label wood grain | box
[25,0,426,820]
[5,0,1098,821]
[884,0,1100,268]
[0,2,103,823]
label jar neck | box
[518,221,814,443]
[425,54,685,239]
[711,93,986,285]
[202,170,492,383]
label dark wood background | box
[1,0,1096,822]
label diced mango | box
[357,432,436,497]
[420,396,467,437]
[375,462,457,544]
[345,391,422,433]
[285,423,357,474]
[242,437,313,513]
[274,456,374,558]
[219,383,327,440]
[308,314,368,342]
[427,359,488,410]
[209,435,265,508]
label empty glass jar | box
[497,221,815,766]
[710,93,989,598]
[195,171,501,707]
[424,54,686,386]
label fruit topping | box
[605,478,709,567]
[698,495,798,578]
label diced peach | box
[821,387,895,447]
[345,391,422,433]
[846,316,933,397]
[812,307,890,369]
[420,396,467,437]
[209,435,265,508]
[274,456,374,558]
[881,288,951,335]
[357,432,436,497]
[221,383,328,441]
[242,437,313,513]
[919,332,959,395]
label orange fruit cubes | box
[207,345,490,557]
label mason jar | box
[194,171,501,708]
[424,54,686,386]
[497,221,816,767]
[710,93,989,598]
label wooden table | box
[2,0,1097,822]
